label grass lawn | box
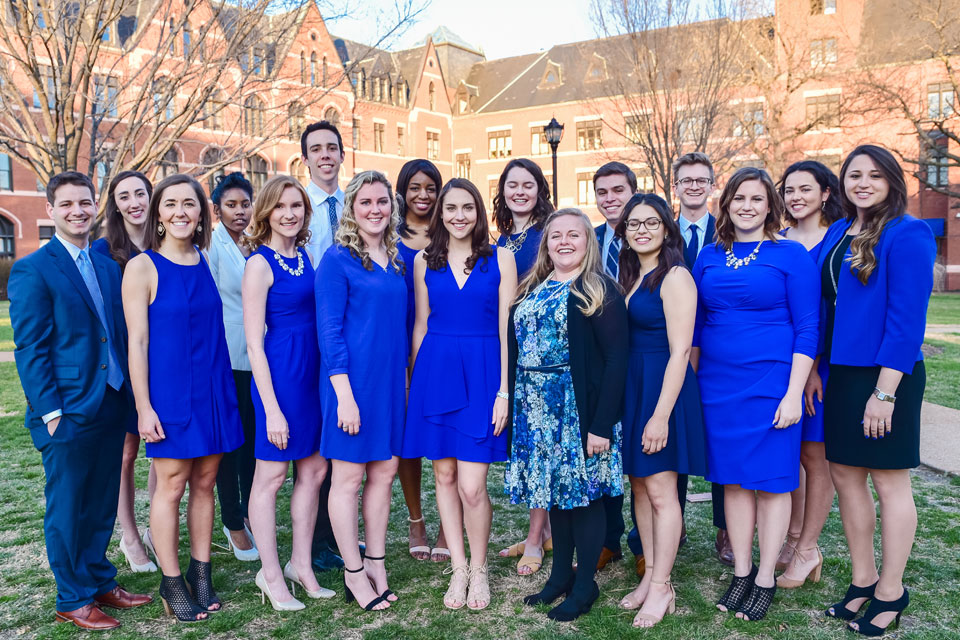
[923,339,960,410]
[0,301,11,351]
[927,293,960,325]
[1,358,959,639]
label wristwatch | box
[873,387,896,403]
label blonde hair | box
[244,175,313,251]
[516,208,608,316]
[336,171,404,273]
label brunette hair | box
[838,144,908,284]
[336,171,403,273]
[592,161,638,192]
[145,174,212,251]
[516,208,608,316]
[300,120,344,157]
[492,158,554,235]
[615,193,685,293]
[777,160,842,227]
[715,167,783,251]
[671,151,715,183]
[244,175,313,251]
[46,171,96,205]
[395,159,442,239]
[102,170,152,270]
[424,178,494,273]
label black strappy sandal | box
[826,581,878,620]
[363,554,396,601]
[848,588,908,636]
[343,566,387,611]
[717,564,757,613]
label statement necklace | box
[725,239,763,269]
[503,222,532,253]
[525,274,570,316]
[273,248,304,277]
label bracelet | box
[496,391,509,400]
[873,387,896,403]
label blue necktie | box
[606,237,620,279]
[77,250,124,390]
[688,225,700,263]
[327,196,339,242]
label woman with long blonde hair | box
[506,208,627,622]
[314,171,407,612]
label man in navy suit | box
[9,172,151,630]
[671,152,732,566]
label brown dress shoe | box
[635,554,646,578]
[55,604,121,630]
[596,547,623,571]
[715,529,735,566]
[95,585,153,609]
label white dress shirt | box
[304,180,345,266]
[678,213,710,259]
[208,222,251,371]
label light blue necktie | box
[327,196,339,242]
[77,249,124,390]
[606,236,620,279]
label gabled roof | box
[424,26,482,56]
[332,36,423,85]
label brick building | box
[1,0,957,288]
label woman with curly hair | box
[315,171,407,612]
[493,158,554,278]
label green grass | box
[923,339,960,410]
[927,293,960,325]
[0,301,11,351]
[0,359,959,639]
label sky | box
[325,0,599,60]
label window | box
[925,140,950,188]
[456,153,471,179]
[733,104,765,138]
[117,15,137,46]
[576,119,602,151]
[0,153,11,190]
[0,215,14,258]
[182,26,190,57]
[204,91,222,130]
[810,38,838,67]
[577,172,596,206]
[246,156,268,193]
[359,70,366,99]
[373,122,385,154]
[288,102,305,139]
[300,52,306,84]
[100,19,111,43]
[928,83,955,120]
[489,179,498,211]
[158,148,178,178]
[202,148,225,192]
[95,157,112,192]
[152,79,174,122]
[93,75,118,118]
[624,115,644,144]
[373,77,381,102]
[530,126,548,155]
[33,66,55,109]
[429,82,435,110]
[253,48,263,76]
[38,225,55,247]
[805,94,840,129]
[310,53,317,87]
[397,125,405,156]
[398,79,407,107]
[168,18,175,54]
[488,130,512,159]
[290,157,308,184]
[426,131,440,160]
[810,0,836,14]
[679,113,705,142]
[636,167,655,192]
[324,107,340,130]
[243,96,264,137]
[322,56,328,87]
[352,118,360,151]
[810,153,841,174]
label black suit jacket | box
[681,214,716,269]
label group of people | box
[9,113,936,636]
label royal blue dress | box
[251,246,323,461]
[622,274,708,478]
[692,239,819,493]
[398,240,419,349]
[143,250,244,459]
[497,227,542,278]
[402,251,507,463]
[315,245,407,463]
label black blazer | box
[681,214,716,269]
[507,275,628,454]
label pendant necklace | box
[725,239,763,269]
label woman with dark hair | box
[393,159,449,563]
[122,174,244,622]
[507,208,627,622]
[818,145,935,636]
[90,170,158,574]
[208,172,259,564]
[692,167,819,622]
[402,179,517,611]
[493,158,554,278]
[773,161,841,588]
[615,193,706,628]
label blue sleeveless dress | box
[144,249,243,459]
[250,246,322,461]
[622,275,707,478]
[402,250,508,463]
[398,240,419,350]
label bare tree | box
[0,0,425,193]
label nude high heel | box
[776,546,823,589]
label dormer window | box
[586,54,607,82]
[540,61,562,88]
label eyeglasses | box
[625,217,662,231]
[675,177,713,188]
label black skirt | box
[823,361,925,469]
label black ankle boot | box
[159,574,208,623]
[524,574,575,606]
[185,557,221,612]
[547,581,599,622]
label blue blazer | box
[9,237,131,429]
[817,214,936,374]
[682,214,716,269]
[594,222,612,247]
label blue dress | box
[251,246,323,461]
[315,245,407,463]
[143,250,244,459]
[505,279,623,510]
[402,251,507,463]
[692,240,819,493]
[622,275,708,478]
[497,227,542,278]
[398,241,419,349]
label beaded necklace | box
[725,239,763,269]
[273,248,304,277]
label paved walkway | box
[0,351,12,363]
[920,401,960,475]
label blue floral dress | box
[506,279,623,510]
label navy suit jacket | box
[681,214,716,269]
[9,236,131,429]
[594,222,613,248]
[817,214,936,374]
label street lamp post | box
[544,117,564,206]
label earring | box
[157,221,165,237]
[197,223,203,233]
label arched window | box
[0,214,14,258]
[288,101,305,139]
[310,52,317,87]
[202,148,225,193]
[289,157,308,184]
[428,82,435,111]
[323,107,340,130]
[159,147,179,177]
[322,55,328,87]
[243,95,264,137]
[246,155,268,193]
[300,52,306,84]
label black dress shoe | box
[312,546,344,572]
[547,581,600,622]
